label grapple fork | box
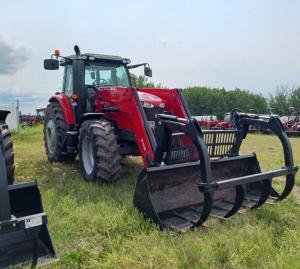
[133,113,298,231]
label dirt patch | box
[294,185,300,205]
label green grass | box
[13,126,300,269]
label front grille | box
[144,107,164,121]
[166,130,240,164]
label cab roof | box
[60,53,130,65]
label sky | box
[0,0,300,113]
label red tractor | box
[213,112,234,129]
[195,115,219,129]
[281,111,300,136]
[43,46,297,231]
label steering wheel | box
[92,78,109,86]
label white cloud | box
[0,35,29,75]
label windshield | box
[85,63,130,87]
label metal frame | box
[0,130,56,267]
[170,95,297,201]
[0,133,45,232]
[135,112,298,230]
[231,112,298,200]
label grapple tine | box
[270,174,296,201]
[224,185,245,218]
[247,179,272,209]
[232,113,298,202]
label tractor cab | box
[44,47,161,122]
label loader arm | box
[98,87,157,165]
[100,87,194,166]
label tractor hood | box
[95,86,165,109]
[137,91,165,109]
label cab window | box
[63,65,73,97]
[85,63,130,87]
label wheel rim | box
[46,120,56,154]
[82,136,94,176]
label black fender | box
[80,113,105,123]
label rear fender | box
[49,94,75,125]
[0,110,10,122]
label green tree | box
[183,87,268,119]
[269,85,292,115]
[130,74,162,88]
[290,87,300,112]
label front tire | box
[79,119,122,183]
[0,122,15,184]
[44,103,76,162]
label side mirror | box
[44,59,59,70]
[144,66,152,77]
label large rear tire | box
[44,103,76,162]
[79,119,122,183]
[0,122,15,184]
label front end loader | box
[43,46,298,231]
[0,119,56,267]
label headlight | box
[159,103,165,108]
[143,102,154,108]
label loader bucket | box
[133,113,298,231]
[134,162,212,231]
[0,130,56,268]
[134,154,273,230]
[0,182,56,268]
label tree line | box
[182,87,268,119]
[269,85,300,116]
[131,74,300,119]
